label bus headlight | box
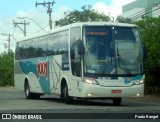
[84,78,99,85]
[133,78,144,85]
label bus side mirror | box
[78,40,85,58]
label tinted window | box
[70,27,81,76]
[59,30,68,54]
[30,38,39,58]
[38,37,48,57]
[18,41,30,59]
[16,30,69,59]
[48,33,59,55]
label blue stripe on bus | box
[124,75,143,84]
[20,57,50,94]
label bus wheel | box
[113,98,122,106]
[24,81,40,99]
[62,83,73,104]
[24,81,33,99]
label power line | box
[126,1,153,19]
[126,2,160,21]
[17,17,47,32]
[1,33,12,52]
[36,1,55,30]
[10,35,17,42]
[13,20,29,36]
[132,6,160,21]
[26,24,49,34]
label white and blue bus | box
[14,22,144,105]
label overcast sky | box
[0,0,135,53]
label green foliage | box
[0,51,14,86]
[136,17,160,93]
[116,16,132,23]
[114,15,160,93]
[55,5,111,27]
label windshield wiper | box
[116,46,131,75]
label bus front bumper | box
[80,83,144,98]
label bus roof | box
[17,22,138,43]
[54,22,138,32]
[68,22,137,28]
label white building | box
[121,0,160,21]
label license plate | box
[111,90,122,94]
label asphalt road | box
[0,87,160,122]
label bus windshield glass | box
[83,26,143,76]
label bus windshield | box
[83,26,143,76]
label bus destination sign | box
[87,32,107,35]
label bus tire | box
[113,98,122,106]
[24,81,33,99]
[61,83,73,104]
[24,81,40,99]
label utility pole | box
[36,1,55,30]
[1,33,12,52]
[13,20,29,36]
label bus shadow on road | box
[71,99,114,106]
[39,95,160,107]
[40,96,122,106]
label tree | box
[55,5,111,27]
[136,17,160,93]
[0,51,14,86]
[116,16,132,23]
